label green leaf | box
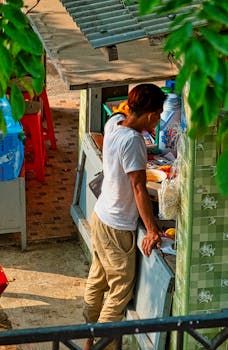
[186,39,207,69]
[13,58,27,78]
[11,41,22,56]
[216,1,228,14]
[202,2,228,26]
[32,77,45,96]
[188,111,208,139]
[3,22,43,55]
[0,70,8,95]
[217,117,228,151]
[6,0,24,8]
[0,45,13,80]
[164,22,193,52]
[188,70,207,110]
[138,0,161,15]
[203,86,220,125]
[170,13,190,29]
[8,77,35,100]
[190,106,204,123]
[224,91,228,111]
[0,109,7,134]
[10,85,25,120]
[221,129,228,152]
[18,52,45,79]
[200,42,218,78]
[200,28,228,56]
[156,0,194,15]
[0,84,4,98]
[216,150,228,197]
[211,60,227,103]
[2,5,28,29]
[175,63,191,94]
[18,78,35,99]
[214,59,226,86]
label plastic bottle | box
[0,95,24,180]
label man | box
[83,83,166,350]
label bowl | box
[146,168,167,183]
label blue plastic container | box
[0,96,24,181]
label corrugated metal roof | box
[59,0,203,49]
[26,0,179,90]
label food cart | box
[25,1,228,349]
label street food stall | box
[25,1,228,349]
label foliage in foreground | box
[0,0,44,132]
[132,0,228,196]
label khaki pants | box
[83,211,136,326]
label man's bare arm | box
[128,169,162,256]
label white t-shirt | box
[94,113,147,230]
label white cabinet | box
[0,177,26,250]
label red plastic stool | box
[39,88,57,150]
[22,87,57,150]
[21,101,46,181]
[7,84,57,150]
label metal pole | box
[176,331,184,350]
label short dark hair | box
[128,83,166,117]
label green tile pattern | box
[171,124,228,350]
[190,127,228,316]
[194,125,217,167]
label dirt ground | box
[0,60,90,349]
[0,240,90,348]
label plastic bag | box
[0,96,24,181]
[158,176,180,220]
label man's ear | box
[148,112,155,122]
[148,111,160,127]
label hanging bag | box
[88,171,104,199]
[158,162,180,220]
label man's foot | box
[84,338,94,350]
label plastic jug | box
[159,93,181,153]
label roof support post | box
[100,45,118,61]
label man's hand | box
[142,232,161,257]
